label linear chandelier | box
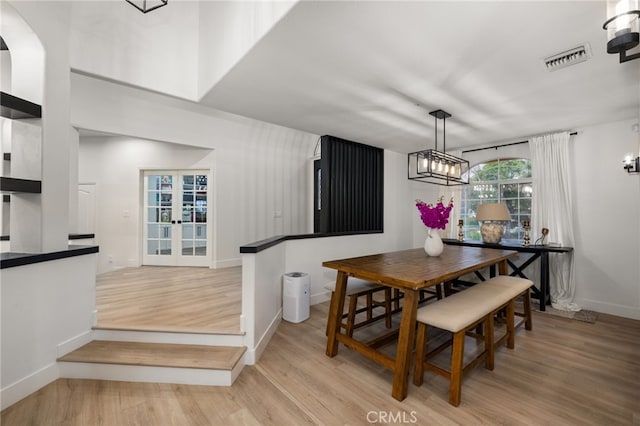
[126,0,167,13]
[408,109,469,186]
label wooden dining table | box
[322,245,518,401]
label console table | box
[442,239,573,311]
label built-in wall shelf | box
[3,194,9,202]
[0,176,41,193]
[0,91,42,120]
[3,153,10,161]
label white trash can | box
[283,272,310,323]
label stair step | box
[92,327,245,347]
[58,340,245,370]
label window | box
[461,158,532,241]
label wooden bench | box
[413,276,533,406]
[324,278,392,336]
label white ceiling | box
[72,1,640,153]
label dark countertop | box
[1,245,99,269]
[240,230,383,254]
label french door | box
[143,170,210,267]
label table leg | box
[498,259,508,276]
[392,289,418,401]
[326,271,348,357]
[540,252,549,312]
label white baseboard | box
[244,308,282,365]
[215,258,242,269]
[57,330,94,357]
[576,298,640,320]
[0,362,58,411]
[311,291,331,306]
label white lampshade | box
[476,203,511,222]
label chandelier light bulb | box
[438,161,443,172]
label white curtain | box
[438,149,463,240]
[529,132,579,311]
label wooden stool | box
[324,278,392,337]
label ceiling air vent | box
[543,44,592,72]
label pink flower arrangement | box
[416,197,454,230]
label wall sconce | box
[603,0,640,63]
[623,152,640,173]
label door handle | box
[177,220,182,224]
[171,220,176,224]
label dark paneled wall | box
[317,135,384,233]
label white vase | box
[424,228,444,256]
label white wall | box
[78,136,214,273]
[2,1,71,253]
[69,1,199,100]
[197,1,297,99]
[571,118,640,319]
[241,149,414,362]
[287,150,414,301]
[72,74,317,272]
[0,253,98,410]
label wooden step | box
[58,340,246,386]
[59,340,245,369]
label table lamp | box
[476,203,511,244]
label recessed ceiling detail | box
[543,44,592,71]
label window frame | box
[460,158,532,242]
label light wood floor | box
[3,302,639,425]
[95,266,242,334]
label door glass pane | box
[159,175,173,191]
[147,240,159,255]
[195,224,206,239]
[195,240,206,256]
[148,208,159,223]
[182,207,194,223]
[195,192,207,223]
[182,175,195,224]
[182,224,194,239]
[182,241,194,256]
[159,239,171,255]
[160,208,172,223]
[148,224,159,238]
[147,191,159,207]
[160,224,172,239]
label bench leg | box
[384,287,392,329]
[507,300,515,349]
[345,294,359,337]
[366,292,373,321]
[449,330,465,407]
[485,314,495,371]
[523,290,533,331]
[413,322,427,386]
